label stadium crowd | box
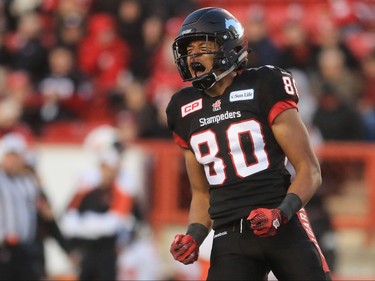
[0,0,374,143]
[0,0,375,280]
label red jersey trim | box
[297,208,331,273]
[268,100,297,127]
[69,188,91,209]
[173,132,189,149]
[110,184,133,215]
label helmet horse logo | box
[225,18,244,37]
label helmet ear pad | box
[212,53,228,72]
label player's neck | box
[204,72,237,97]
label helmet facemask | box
[173,33,246,90]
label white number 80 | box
[190,120,270,185]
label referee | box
[0,133,68,280]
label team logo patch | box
[212,99,221,112]
[229,89,254,102]
[181,98,202,117]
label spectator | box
[0,67,6,95]
[287,68,317,130]
[24,46,93,136]
[0,1,11,32]
[54,0,88,53]
[0,70,43,138]
[130,15,165,80]
[312,84,365,141]
[2,11,48,85]
[0,70,36,139]
[0,70,34,139]
[117,0,145,56]
[89,0,120,15]
[77,13,130,93]
[60,148,135,281]
[144,0,197,20]
[109,78,169,138]
[3,70,33,104]
[0,97,32,140]
[311,17,360,71]
[279,20,316,72]
[146,18,189,134]
[0,132,68,280]
[6,0,41,17]
[0,29,10,66]
[245,6,281,68]
[358,49,375,141]
[310,47,363,106]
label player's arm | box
[272,108,321,206]
[183,147,212,228]
[248,108,321,237]
[170,147,212,265]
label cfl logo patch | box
[181,98,202,117]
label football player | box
[166,7,332,280]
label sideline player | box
[166,7,331,280]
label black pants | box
[79,246,117,281]
[208,209,331,281]
[0,244,40,281]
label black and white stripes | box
[0,171,39,245]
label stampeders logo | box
[199,110,241,126]
[181,98,202,117]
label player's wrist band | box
[277,193,302,221]
[186,223,209,246]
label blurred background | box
[0,0,374,280]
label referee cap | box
[0,132,28,156]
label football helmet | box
[172,7,248,90]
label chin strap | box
[192,51,248,90]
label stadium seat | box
[41,120,109,143]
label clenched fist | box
[170,234,199,265]
[247,208,287,237]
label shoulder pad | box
[261,65,292,76]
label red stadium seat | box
[41,121,109,143]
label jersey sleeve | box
[165,91,190,149]
[258,66,299,126]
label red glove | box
[170,234,199,265]
[247,208,287,237]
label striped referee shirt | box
[0,170,40,245]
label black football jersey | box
[166,66,300,229]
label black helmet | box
[172,7,248,90]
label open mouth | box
[191,62,207,76]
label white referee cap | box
[0,132,28,156]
